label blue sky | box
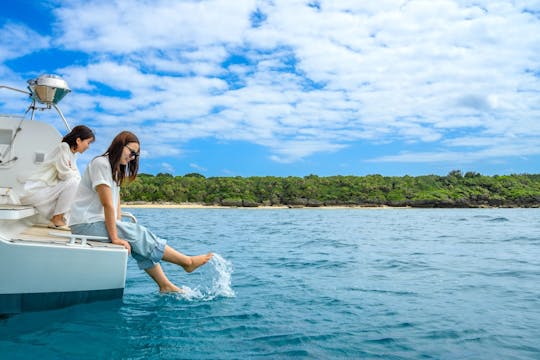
[1,0,539,177]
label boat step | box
[0,204,37,220]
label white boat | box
[0,75,128,314]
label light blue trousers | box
[71,221,167,270]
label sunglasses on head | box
[124,145,140,159]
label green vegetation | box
[121,171,540,208]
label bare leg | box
[145,264,181,293]
[162,245,213,273]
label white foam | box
[179,253,235,301]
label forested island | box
[120,170,540,208]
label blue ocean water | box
[1,208,539,359]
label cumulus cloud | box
[53,0,255,53]
[0,22,51,110]
[3,0,540,168]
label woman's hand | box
[112,238,131,254]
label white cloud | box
[268,140,347,163]
[0,22,50,62]
[54,0,256,53]
[4,0,539,166]
[189,163,207,173]
[370,137,540,163]
[160,162,175,174]
[0,23,51,112]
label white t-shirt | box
[69,156,120,225]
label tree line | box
[120,170,540,208]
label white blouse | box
[24,142,80,185]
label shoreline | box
[121,202,408,209]
[120,202,529,210]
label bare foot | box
[182,253,213,273]
[160,284,182,293]
[51,215,67,227]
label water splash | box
[180,253,235,301]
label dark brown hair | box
[62,125,95,149]
[103,131,140,186]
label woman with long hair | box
[69,131,212,292]
[20,125,95,229]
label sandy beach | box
[122,201,287,209]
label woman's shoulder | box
[59,141,70,151]
[46,141,69,158]
[90,155,110,168]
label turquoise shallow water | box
[1,208,540,359]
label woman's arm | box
[96,184,131,253]
[117,195,122,220]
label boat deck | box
[11,225,123,249]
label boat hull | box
[0,238,128,314]
[0,288,124,314]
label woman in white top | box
[20,125,95,229]
[70,131,213,293]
